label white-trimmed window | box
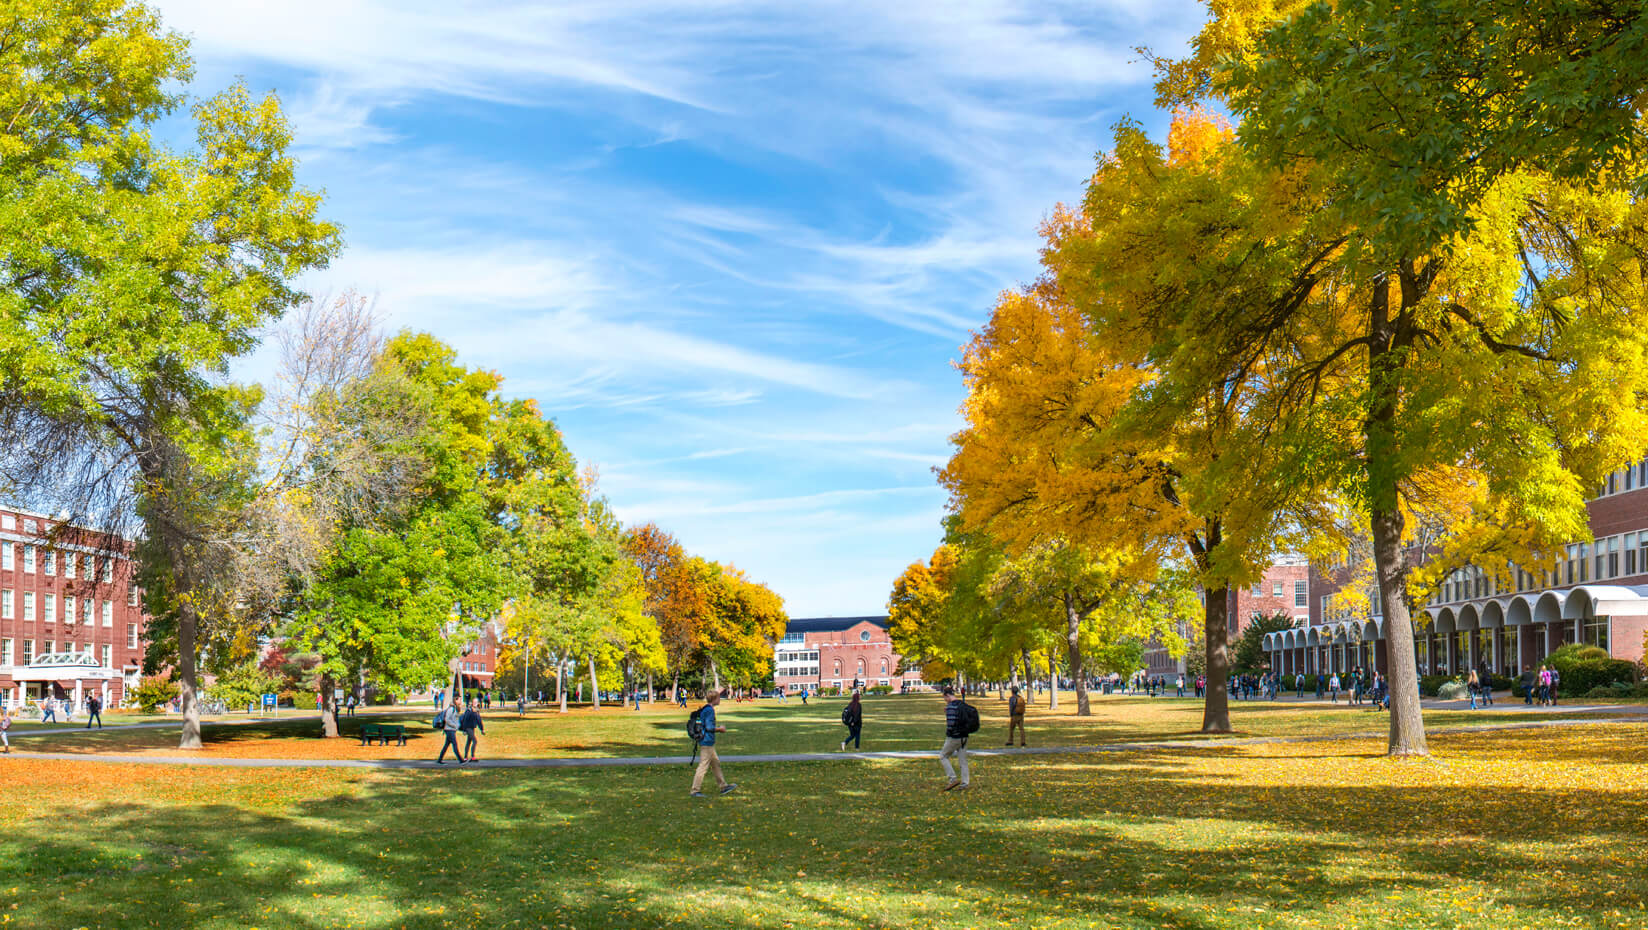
[22,544,33,573]
[64,552,76,579]
[0,589,10,619]
[101,600,113,627]
[1628,533,1639,576]
[43,551,54,576]
[101,558,113,583]
[21,640,32,665]
[81,554,92,578]
[127,624,139,649]
[128,586,139,607]
[42,638,52,655]
[1271,581,1284,597]
[22,592,33,622]
[101,644,112,668]
[22,519,34,533]
[43,593,54,622]
[83,597,92,625]
[1294,580,1308,608]
[1,544,10,571]
[1,638,10,665]
[64,597,75,625]
[0,514,12,530]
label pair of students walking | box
[435,700,484,764]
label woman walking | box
[1467,669,1480,710]
[840,692,863,751]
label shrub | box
[131,675,179,713]
[866,685,893,695]
[1419,675,1453,696]
[1436,680,1471,701]
[1555,659,1638,695]
[291,692,318,710]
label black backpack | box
[686,706,707,742]
[840,706,852,726]
[953,699,981,738]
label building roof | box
[785,616,889,634]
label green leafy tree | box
[1232,612,1296,675]
[206,660,280,712]
[0,0,340,749]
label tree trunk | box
[1065,592,1090,716]
[710,659,721,692]
[558,655,568,714]
[1201,585,1233,733]
[588,655,600,710]
[648,673,655,704]
[318,671,338,738]
[177,607,203,750]
[1047,652,1058,711]
[1367,270,1428,757]
[1021,649,1033,703]
[670,672,679,704]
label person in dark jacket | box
[459,701,485,763]
[840,692,863,751]
[84,695,103,729]
[939,687,970,791]
[1005,685,1027,747]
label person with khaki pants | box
[1005,685,1027,747]
[690,692,738,798]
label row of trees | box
[908,0,1648,754]
[0,0,788,748]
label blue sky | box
[153,0,1205,617]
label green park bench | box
[357,722,407,747]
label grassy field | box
[2,718,1646,929]
[11,691,1634,760]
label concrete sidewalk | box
[4,714,1642,771]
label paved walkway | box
[4,713,1642,771]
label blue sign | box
[261,693,277,707]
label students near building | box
[459,701,485,763]
[1175,675,1185,698]
[345,694,357,718]
[840,692,863,751]
[1328,672,1341,703]
[939,686,971,792]
[1467,669,1481,710]
[1,707,10,753]
[84,695,103,729]
[435,701,463,764]
[40,698,57,724]
[1005,685,1027,747]
[690,692,737,798]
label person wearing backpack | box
[840,692,863,751]
[1005,685,1027,747]
[434,701,463,764]
[689,692,737,798]
[939,686,974,791]
[1,707,10,753]
[459,701,485,762]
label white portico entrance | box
[9,652,123,712]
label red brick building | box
[1,506,148,710]
[1144,558,1311,675]
[1269,457,1648,676]
[773,616,926,693]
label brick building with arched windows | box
[772,616,926,693]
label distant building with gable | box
[773,616,927,693]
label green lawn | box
[3,720,1646,928]
[13,691,1632,761]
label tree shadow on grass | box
[6,731,1648,929]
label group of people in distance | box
[686,682,1039,798]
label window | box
[83,598,92,625]
[1294,581,1308,608]
[127,624,139,649]
[1,544,10,571]
[64,597,75,625]
[42,639,52,656]
[101,644,111,668]
[64,553,76,579]
[101,558,112,583]
[1608,537,1620,578]
[22,519,34,533]
[22,544,33,573]
[82,554,92,578]
[859,630,871,642]
[128,586,139,607]
[43,593,54,622]
[0,639,9,665]
[22,592,32,622]
[1272,581,1284,597]
[43,551,54,576]
[1583,616,1609,651]
[1628,534,1639,576]
[21,640,32,665]
[0,589,9,619]
[1251,584,1263,597]
[101,600,113,627]
[0,515,11,530]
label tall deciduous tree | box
[0,0,339,749]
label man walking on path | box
[459,701,485,763]
[435,701,463,764]
[84,695,102,729]
[690,692,737,798]
[1005,685,1027,747]
[939,686,971,791]
[40,698,56,724]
